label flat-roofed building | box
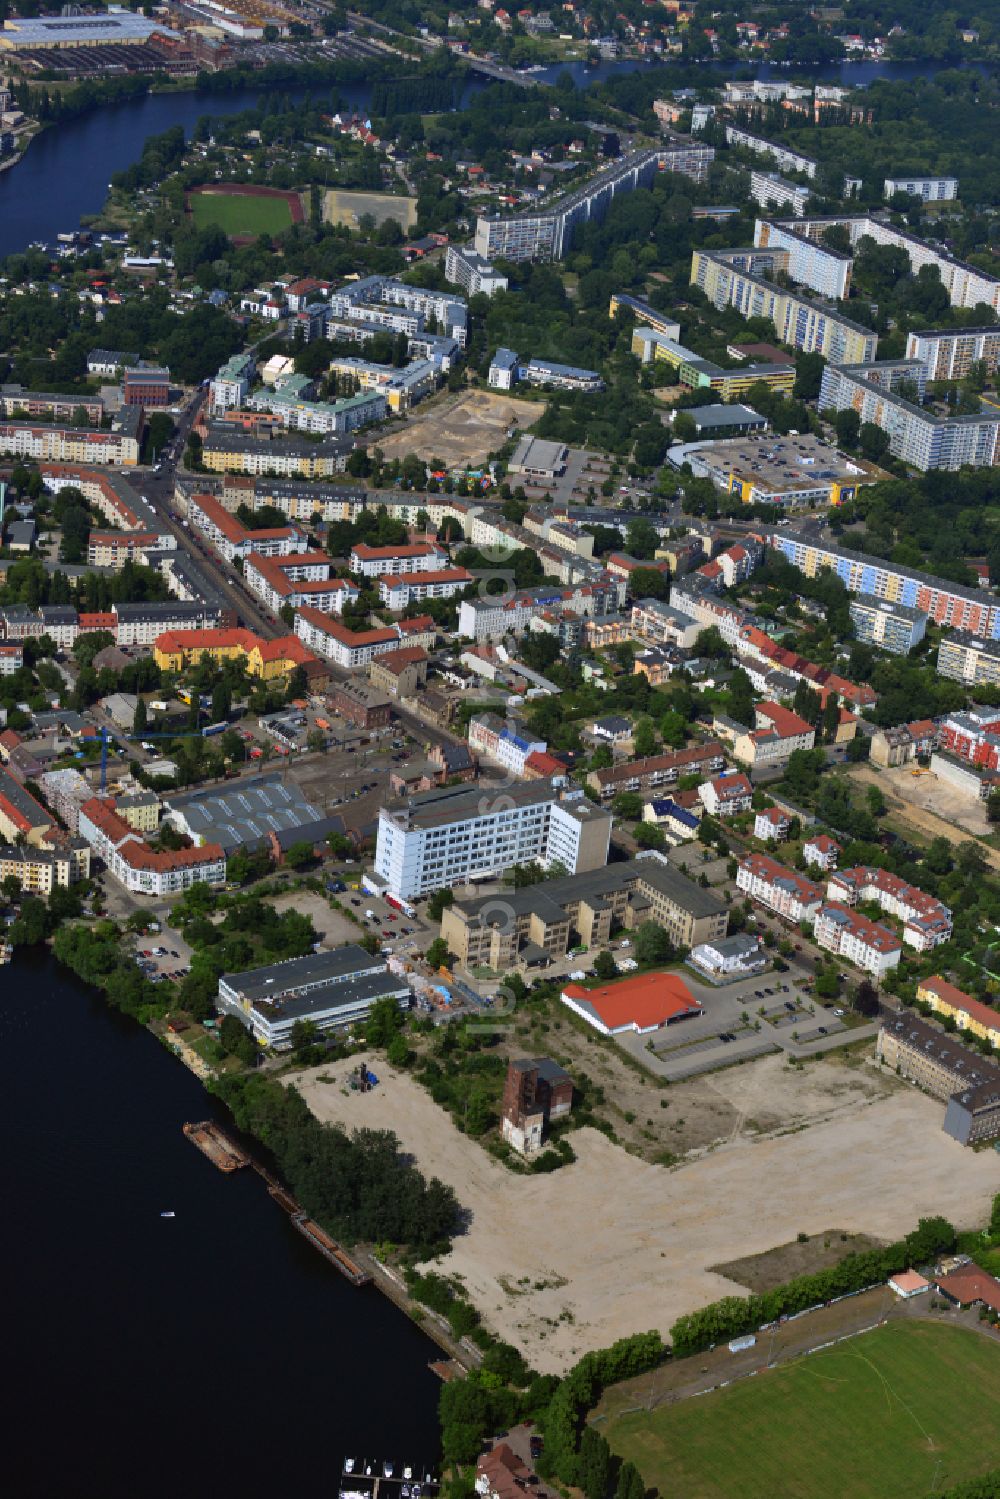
[440,855,726,969]
[850,593,928,654]
[937,630,1000,687]
[217,945,410,1049]
[884,176,958,201]
[376,779,611,901]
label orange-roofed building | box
[560,969,703,1035]
[917,976,1000,1047]
[154,627,317,684]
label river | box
[1,947,444,1498]
[0,55,991,260]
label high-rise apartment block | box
[770,529,1000,639]
[690,249,876,363]
[474,139,713,263]
[884,176,958,201]
[849,593,928,654]
[818,359,1000,470]
[905,326,1000,381]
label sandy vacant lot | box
[377,389,538,469]
[324,189,418,231]
[847,763,994,848]
[296,1059,998,1374]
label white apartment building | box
[736,852,824,924]
[813,902,902,977]
[750,170,811,217]
[0,421,140,467]
[379,567,473,610]
[468,714,546,777]
[818,360,1000,471]
[209,352,256,412]
[905,326,1000,382]
[374,779,612,900]
[754,807,792,842]
[803,834,840,870]
[187,491,301,564]
[826,866,952,950]
[0,642,23,674]
[458,579,624,642]
[698,771,753,817]
[111,601,220,648]
[725,126,817,177]
[244,553,357,616]
[884,176,958,201]
[445,245,509,298]
[350,542,447,578]
[294,608,436,670]
[78,796,225,897]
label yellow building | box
[153,627,318,684]
[917,976,1000,1049]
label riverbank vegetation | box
[210,1070,461,1256]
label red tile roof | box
[920,976,1000,1033]
[562,970,703,1031]
[936,1264,1000,1312]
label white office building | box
[374,779,611,900]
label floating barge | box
[291,1212,372,1286]
[182,1120,249,1173]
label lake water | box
[1,947,443,1498]
[0,55,990,260]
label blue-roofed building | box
[642,797,702,843]
[522,358,605,392]
[488,347,519,390]
[469,712,547,775]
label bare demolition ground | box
[295,1059,998,1376]
[376,389,538,469]
[846,762,994,848]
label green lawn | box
[189,191,294,238]
[601,1322,1000,1499]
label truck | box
[385,893,416,919]
[150,700,169,712]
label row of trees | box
[670,1216,957,1356]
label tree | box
[219,1014,258,1066]
[578,1427,610,1499]
[211,682,231,723]
[593,950,618,981]
[865,785,886,818]
[859,422,891,462]
[306,728,326,754]
[794,350,825,401]
[615,1462,645,1499]
[283,841,315,870]
[426,937,451,969]
[853,979,880,1017]
[633,920,673,967]
[427,888,455,921]
[133,697,147,735]
[612,792,643,821]
[834,408,861,450]
[633,717,657,758]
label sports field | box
[189,188,297,238]
[600,1322,1000,1499]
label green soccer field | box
[600,1322,1000,1499]
[189,191,294,238]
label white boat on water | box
[160,1211,176,1218]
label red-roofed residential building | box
[244,553,359,615]
[294,606,436,669]
[754,805,792,842]
[803,833,840,870]
[737,852,824,923]
[0,766,55,846]
[561,969,703,1035]
[78,796,225,896]
[828,867,952,950]
[188,491,303,563]
[350,541,447,578]
[524,750,569,781]
[735,702,815,767]
[379,566,474,610]
[936,1263,1000,1314]
[699,770,753,817]
[917,976,1000,1047]
[814,902,902,976]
